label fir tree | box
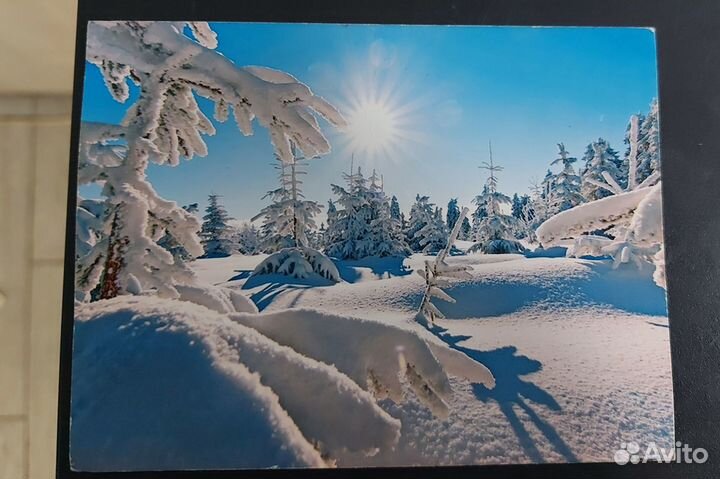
[471,184,490,236]
[511,193,523,219]
[415,206,448,254]
[548,143,584,213]
[253,155,322,252]
[580,138,624,201]
[460,217,472,241]
[367,173,412,257]
[446,198,461,231]
[326,166,410,259]
[406,195,436,252]
[201,194,235,257]
[234,223,260,255]
[390,195,402,221]
[469,142,524,254]
[637,98,660,184]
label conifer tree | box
[637,98,660,184]
[446,198,461,231]
[326,166,409,259]
[460,217,472,241]
[201,194,235,257]
[468,142,524,254]
[580,138,624,201]
[407,195,436,252]
[415,206,448,254]
[253,155,322,252]
[390,195,402,222]
[548,143,584,213]
[511,193,523,219]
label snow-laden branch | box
[418,207,472,324]
[537,186,650,245]
[86,21,346,164]
[75,121,204,300]
[537,183,665,288]
[232,307,494,420]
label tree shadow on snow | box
[434,282,546,319]
[579,262,668,317]
[335,256,411,284]
[228,270,252,282]
[430,325,578,463]
[242,274,334,311]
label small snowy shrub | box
[468,238,526,255]
[251,247,340,282]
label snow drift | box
[231,309,495,418]
[71,297,400,471]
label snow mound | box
[176,284,258,314]
[252,247,340,282]
[231,309,494,418]
[71,298,400,470]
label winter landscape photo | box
[70,22,670,471]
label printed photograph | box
[71,21,670,471]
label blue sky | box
[80,23,658,221]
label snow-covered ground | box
[184,250,673,465]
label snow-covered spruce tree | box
[323,199,339,248]
[518,195,538,243]
[526,178,550,230]
[326,167,410,259]
[254,156,322,252]
[459,216,472,241]
[510,194,522,219]
[468,146,524,254]
[367,170,413,257]
[324,167,371,259]
[200,194,235,257]
[578,117,660,200]
[580,138,624,201]
[548,143,585,214]
[414,207,448,254]
[78,21,345,299]
[470,184,489,236]
[406,195,437,252]
[233,222,260,255]
[446,198,461,231]
[637,99,660,184]
[417,207,473,325]
[390,195,402,222]
[252,155,339,281]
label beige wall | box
[0,0,76,94]
[0,96,71,479]
[0,0,75,476]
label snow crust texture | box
[71,298,401,471]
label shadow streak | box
[430,325,578,463]
[335,256,411,283]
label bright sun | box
[346,101,399,157]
